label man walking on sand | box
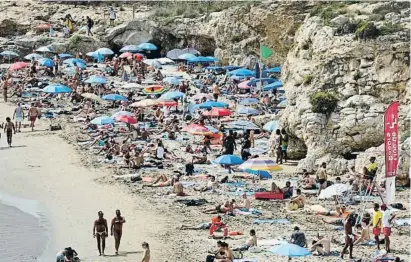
[28,103,39,131]
[381,204,395,252]
[372,203,383,250]
[4,117,16,147]
[111,209,126,255]
[13,103,24,132]
[93,211,108,256]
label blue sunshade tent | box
[237,107,260,115]
[102,94,128,102]
[270,243,310,257]
[138,43,158,51]
[163,77,182,85]
[160,91,185,100]
[91,116,115,125]
[85,75,107,84]
[262,81,283,91]
[95,47,114,56]
[178,53,196,60]
[213,155,244,165]
[248,78,277,87]
[39,58,54,68]
[120,45,141,53]
[58,53,73,58]
[198,101,229,109]
[0,51,19,57]
[263,120,279,132]
[227,68,255,77]
[24,53,43,60]
[42,84,72,93]
[239,98,259,106]
[264,66,281,74]
[245,169,272,179]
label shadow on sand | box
[0,145,27,150]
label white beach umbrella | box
[318,184,352,200]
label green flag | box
[260,45,272,59]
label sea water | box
[0,193,48,262]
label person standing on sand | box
[141,242,150,262]
[341,214,356,259]
[2,75,10,102]
[111,209,126,255]
[28,103,39,131]
[93,211,108,256]
[281,128,288,163]
[271,129,282,164]
[13,102,24,132]
[86,16,94,36]
[381,203,395,253]
[316,162,328,196]
[109,7,117,27]
[372,203,383,250]
[4,117,16,147]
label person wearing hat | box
[381,204,396,252]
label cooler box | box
[255,192,284,200]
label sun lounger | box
[255,192,284,200]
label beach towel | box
[181,181,197,187]
[235,208,262,216]
[394,218,410,226]
[252,219,289,225]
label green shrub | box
[303,75,312,85]
[355,21,379,40]
[69,35,82,45]
[379,22,404,35]
[310,92,339,115]
[310,3,348,25]
[400,130,410,143]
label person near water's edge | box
[13,102,24,132]
[111,209,126,255]
[93,211,108,256]
[4,117,16,147]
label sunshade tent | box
[81,93,104,103]
[24,53,43,60]
[262,81,283,91]
[85,75,107,84]
[318,184,352,200]
[202,108,231,117]
[42,84,72,93]
[9,62,29,71]
[227,68,255,77]
[138,43,158,51]
[213,155,244,165]
[102,94,128,102]
[95,47,114,56]
[270,243,310,257]
[237,107,260,115]
[130,99,158,107]
[160,91,184,100]
[197,101,229,109]
[39,58,54,68]
[263,120,279,132]
[91,116,115,125]
[120,45,141,53]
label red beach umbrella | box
[119,52,133,58]
[157,100,178,107]
[37,23,51,30]
[116,115,137,124]
[203,108,232,117]
[8,62,29,71]
[182,123,209,134]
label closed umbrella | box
[39,58,54,68]
[102,94,128,102]
[202,108,231,117]
[116,115,137,124]
[263,120,279,132]
[237,107,260,115]
[138,43,157,51]
[95,47,114,56]
[120,45,141,53]
[130,99,158,107]
[254,62,260,79]
[318,184,352,200]
[42,84,72,93]
[24,53,43,61]
[270,243,310,258]
[91,116,115,125]
[198,101,228,109]
[8,62,29,71]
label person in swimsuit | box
[13,103,24,132]
[111,209,126,255]
[4,117,16,147]
[28,103,39,131]
[93,211,108,256]
[141,242,150,262]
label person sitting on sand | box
[235,193,251,211]
[289,189,306,209]
[301,171,317,189]
[233,229,257,251]
[129,148,144,169]
[291,226,307,248]
[172,177,185,196]
[311,235,331,256]
[206,241,225,261]
[141,242,150,262]
[194,176,217,192]
[109,141,121,156]
[353,223,371,245]
[192,152,208,164]
[271,181,293,198]
[317,206,348,217]
[203,200,235,214]
[143,174,174,188]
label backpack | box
[90,19,94,27]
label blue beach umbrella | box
[277,99,287,108]
[111,111,134,119]
[244,169,272,179]
[160,91,185,100]
[102,94,128,102]
[58,53,73,58]
[39,58,54,68]
[239,98,259,106]
[95,47,114,56]
[64,58,86,65]
[85,75,107,84]
[42,84,72,93]
[138,43,158,51]
[262,81,283,91]
[223,65,242,71]
[237,107,260,115]
[263,120,279,132]
[91,116,115,125]
[163,77,182,85]
[187,56,215,63]
[213,155,244,165]
[264,67,281,74]
[227,68,255,77]
[178,53,196,60]
[198,101,229,109]
[0,51,19,58]
[120,45,141,53]
[270,243,310,257]
[24,53,43,61]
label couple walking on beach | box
[93,209,125,256]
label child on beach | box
[4,117,16,147]
[141,242,150,262]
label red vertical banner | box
[384,101,400,178]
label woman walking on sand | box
[141,242,150,262]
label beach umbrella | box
[239,158,282,172]
[143,59,162,68]
[238,80,251,89]
[39,58,54,68]
[192,93,212,100]
[182,47,201,55]
[64,58,87,65]
[160,91,184,100]
[157,57,174,65]
[263,120,279,132]
[116,115,137,124]
[318,184,352,200]
[0,51,19,58]
[187,56,215,63]
[227,68,255,77]
[37,23,51,30]
[198,101,229,109]
[81,93,104,103]
[24,53,43,61]
[178,53,196,60]
[95,47,114,56]
[58,53,73,58]
[91,116,115,125]
[123,83,142,89]
[204,125,220,133]
[143,85,165,95]
[102,94,128,102]
[166,48,183,59]
[223,65,242,71]
[134,53,145,61]
[262,81,283,91]
[264,67,281,74]
[85,75,107,84]
[237,107,260,115]
[36,46,54,53]
[42,84,72,93]
[255,62,260,79]
[8,62,29,71]
[277,99,287,108]
[213,155,244,165]
[157,100,178,107]
[119,52,133,59]
[111,111,134,119]
[239,98,259,105]
[244,169,272,179]
[86,51,104,62]
[202,108,232,117]
[120,45,141,53]
[130,99,158,107]
[226,120,259,130]
[138,42,157,51]
[163,77,182,86]
[182,123,209,134]
[248,78,277,87]
[270,243,310,257]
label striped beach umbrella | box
[239,157,282,172]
